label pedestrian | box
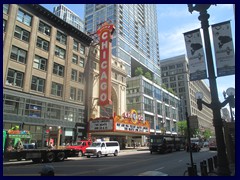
[39,165,55,176]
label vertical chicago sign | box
[97,23,115,106]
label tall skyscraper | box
[53,4,84,32]
[84,4,161,84]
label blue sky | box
[42,4,235,103]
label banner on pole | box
[211,21,235,77]
[184,29,207,81]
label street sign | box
[189,115,199,129]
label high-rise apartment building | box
[53,4,84,32]
[84,4,161,84]
[161,55,214,133]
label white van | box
[85,141,120,158]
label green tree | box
[202,129,212,140]
[167,88,176,96]
[135,67,143,76]
[144,72,152,80]
[177,120,187,136]
[161,84,167,90]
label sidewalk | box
[120,146,149,152]
[229,163,235,176]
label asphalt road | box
[3,147,217,176]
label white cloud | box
[159,21,200,59]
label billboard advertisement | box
[211,21,235,77]
[184,29,207,81]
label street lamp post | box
[188,4,231,176]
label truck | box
[3,129,75,163]
[66,140,92,157]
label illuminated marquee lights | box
[97,23,115,106]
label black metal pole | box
[189,4,230,176]
[229,105,234,122]
[186,111,194,174]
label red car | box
[66,140,92,157]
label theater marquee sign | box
[88,110,150,135]
[97,22,115,106]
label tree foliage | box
[144,72,152,80]
[135,67,143,76]
[202,129,212,140]
[177,120,187,136]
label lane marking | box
[155,167,164,171]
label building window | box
[25,100,42,118]
[73,40,79,51]
[70,87,76,100]
[33,55,47,71]
[14,26,30,42]
[3,19,6,32]
[3,95,20,115]
[51,82,63,97]
[17,9,32,26]
[93,62,97,70]
[72,54,78,64]
[10,46,27,64]
[77,89,83,102]
[6,69,24,87]
[170,76,176,81]
[46,103,61,120]
[56,31,67,45]
[176,63,183,68]
[64,107,75,122]
[79,57,85,67]
[38,21,51,36]
[78,72,84,84]
[3,4,9,14]
[55,46,66,59]
[169,65,175,70]
[31,76,45,93]
[36,37,49,51]
[144,97,153,112]
[143,81,153,96]
[80,44,85,54]
[53,63,64,77]
[71,69,78,81]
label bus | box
[149,135,185,154]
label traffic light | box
[197,99,202,111]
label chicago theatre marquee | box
[85,22,150,148]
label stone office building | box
[3,4,93,146]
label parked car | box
[186,138,201,152]
[186,142,200,152]
[203,141,209,147]
[208,137,217,151]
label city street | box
[3,147,217,176]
